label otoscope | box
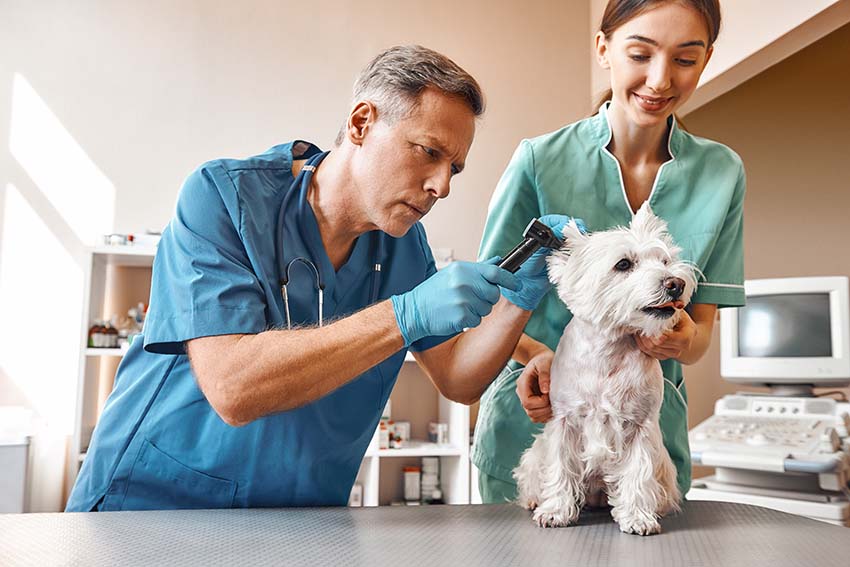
[496,218,565,273]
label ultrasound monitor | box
[720,277,850,394]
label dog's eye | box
[614,259,632,271]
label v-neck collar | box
[592,101,681,216]
[293,152,373,308]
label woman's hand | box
[635,309,698,362]
[516,349,554,423]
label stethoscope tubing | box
[277,150,382,330]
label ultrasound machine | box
[687,276,850,526]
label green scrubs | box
[473,102,746,502]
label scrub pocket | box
[120,439,237,510]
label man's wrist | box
[389,294,416,348]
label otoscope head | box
[523,219,564,249]
[496,218,565,273]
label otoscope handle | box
[496,218,564,274]
[498,240,541,273]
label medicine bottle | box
[403,466,421,502]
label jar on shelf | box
[403,466,421,502]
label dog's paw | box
[519,499,538,511]
[617,515,661,536]
[532,507,578,528]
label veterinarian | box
[66,45,574,512]
[473,0,745,504]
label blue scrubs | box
[67,141,449,511]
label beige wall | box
[1,0,591,261]
[683,23,850,475]
[0,0,591,511]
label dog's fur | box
[513,203,697,535]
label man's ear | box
[595,31,610,69]
[345,101,378,146]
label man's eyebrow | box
[625,34,706,48]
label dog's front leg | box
[651,422,681,516]
[531,418,584,528]
[607,425,663,535]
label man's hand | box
[500,215,586,311]
[391,260,520,347]
[516,349,554,423]
[635,309,698,361]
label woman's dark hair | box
[592,0,722,114]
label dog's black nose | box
[663,277,685,299]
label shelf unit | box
[356,378,470,506]
[69,245,157,496]
[69,245,474,506]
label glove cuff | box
[501,285,549,312]
[390,294,416,348]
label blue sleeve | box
[408,224,460,353]
[143,163,268,355]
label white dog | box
[513,202,697,535]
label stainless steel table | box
[2,501,849,566]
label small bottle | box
[87,322,97,348]
[403,466,421,502]
[93,320,105,348]
[106,322,119,348]
[387,420,395,448]
[378,421,389,450]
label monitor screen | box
[738,293,832,358]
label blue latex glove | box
[500,214,587,311]
[391,259,521,347]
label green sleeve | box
[478,140,541,261]
[691,163,746,308]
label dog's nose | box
[663,277,685,299]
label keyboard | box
[691,415,837,454]
[689,395,850,475]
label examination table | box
[2,501,849,566]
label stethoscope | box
[276,149,384,330]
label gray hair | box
[334,45,484,146]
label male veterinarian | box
[66,45,577,511]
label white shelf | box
[91,245,157,267]
[365,440,464,458]
[85,347,128,357]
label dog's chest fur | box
[549,317,665,429]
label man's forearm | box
[188,300,404,425]
[421,297,532,404]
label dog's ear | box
[547,220,587,286]
[561,219,588,246]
